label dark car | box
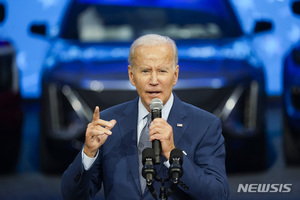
[0,2,23,172]
[30,0,272,173]
[0,40,23,173]
[282,0,300,165]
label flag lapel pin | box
[177,123,183,127]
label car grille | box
[45,83,256,141]
[76,89,139,112]
[291,86,300,110]
[174,88,234,113]
[74,87,234,114]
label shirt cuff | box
[164,160,170,168]
[164,150,187,168]
[81,149,99,170]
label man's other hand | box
[83,106,117,158]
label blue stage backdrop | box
[0,0,300,98]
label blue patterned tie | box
[138,113,152,193]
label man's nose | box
[149,72,158,85]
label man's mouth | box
[147,91,162,96]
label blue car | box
[282,0,300,165]
[30,0,272,173]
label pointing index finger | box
[93,106,100,122]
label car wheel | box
[39,107,72,174]
[225,124,268,173]
[283,114,300,165]
[40,133,61,174]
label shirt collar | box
[138,93,174,123]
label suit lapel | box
[168,94,190,146]
[156,94,190,174]
[117,98,141,193]
[116,95,190,194]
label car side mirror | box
[29,22,48,37]
[292,1,300,15]
[0,3,5,23]
[252,20,273,34]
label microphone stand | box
[142,148,188,200]
[159,179,167,200]
[166,180,177,198]
[147,179,158,200]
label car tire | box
[40,118,80,174]
[283,114,300,165]
[0,94,23,174]
[40,133,58,174]
[39,102,72,174]
[225,124,268,173]
[39,89,61,174]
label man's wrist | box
[82,148,98,171]
[83,146,97,158]
[164,147,175,160]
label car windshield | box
[60,0,243,42]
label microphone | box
[142,148,156,185]
[142,148,158,199]
[168,148,183,184]
[149,98,163,164]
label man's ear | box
[128,65,135,86]
[173,65,179,86]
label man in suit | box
[61,34,229,200]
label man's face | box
[128,43,179,111]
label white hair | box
[128,34,178,69]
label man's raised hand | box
[83,106,117,158]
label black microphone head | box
[170,148,183,165]
[142,148,155,165]
[150,98,163,111]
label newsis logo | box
[237,184,292,193]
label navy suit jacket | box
[61,94,229,200]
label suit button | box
[74,172,81,182]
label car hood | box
[45,38,262,89]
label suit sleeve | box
[179,117,229,200]
[61,149,103,200]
